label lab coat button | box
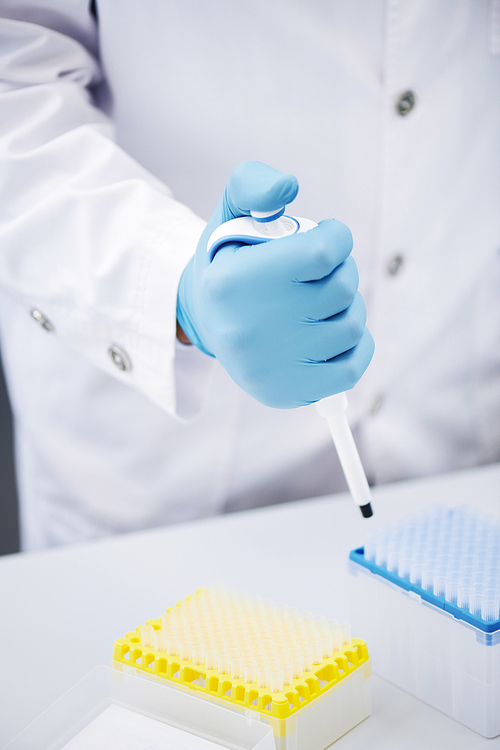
[369,395,384,414]
[396,90,416,116]
[387,254,404,275]
[108,345,132,372]
[30,309,53,332]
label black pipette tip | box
[360,502,373,518]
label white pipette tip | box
[359,502,373,518]
[316,392,373,518]
[360,500,373,518]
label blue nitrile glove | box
[176,161,374,409]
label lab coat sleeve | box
[0,15,210,416]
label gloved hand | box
[176,161,374,408]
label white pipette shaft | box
[316,392,373,517]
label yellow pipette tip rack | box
[112,585,371,749]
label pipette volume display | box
[206,209,314,260]
[207,209,374,518]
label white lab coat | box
[0,1,499,550]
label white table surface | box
[1,463,499,748]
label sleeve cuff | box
[38,197,210,417]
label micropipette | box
[207,207,373,518]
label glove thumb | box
[203,161,299,248]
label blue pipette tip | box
[360,502,373,518]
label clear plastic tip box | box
[113,585,371,750]
[349,506,500,738]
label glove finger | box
[208,231,358,319]
[300,292,368,362]
[304,327,375,404]
[253,328,375,409]
[255,218,354,283]
[301,256,359,320]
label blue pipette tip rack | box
[349,506,500,737]
[350,547,500,635]
[350,506,500,636]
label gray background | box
[0,350,19,556]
